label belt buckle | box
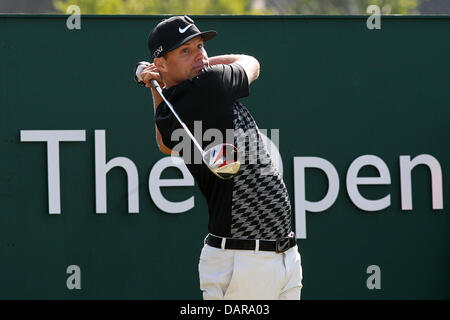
[276,238,291,253]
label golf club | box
[135,61,241,179]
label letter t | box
[20,130,86,214]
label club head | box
[203,143,241,179]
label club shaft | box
[151,80,204,155]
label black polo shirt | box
[155,63,292,240]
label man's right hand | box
[140,63,164,88]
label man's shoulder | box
[193,63,244,83]
[177,65,225,96]
[193,64,225,83]
[189,63,246,93]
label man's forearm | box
[151,87,163,112]
[149,86,174,155]
[209,54,260,84]
[208,54,245,66]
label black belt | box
[205,233,297,253]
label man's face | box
[156,36,209,86]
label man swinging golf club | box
[135,15,303,300]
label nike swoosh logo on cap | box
[179,24,193,33]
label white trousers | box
[198,242,303,300]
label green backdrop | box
[0,15,449,299]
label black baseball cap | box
[147,15,217,59]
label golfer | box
[139,15,302,300]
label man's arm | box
[140,64,175,155]
[208,54,260,85]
